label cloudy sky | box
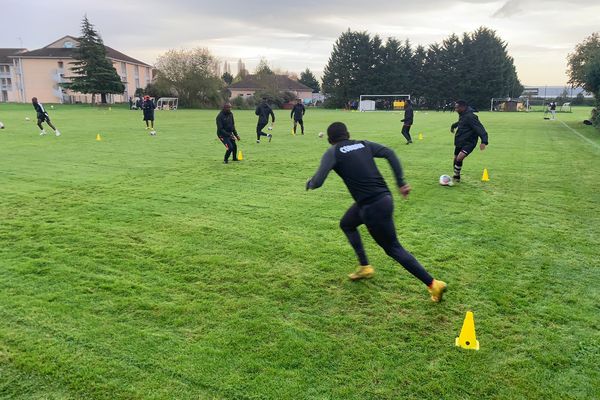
[2,0,598,85]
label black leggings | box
[219,136,237,161]
[294,119,304,133]
[256,122,269,140]
[339,195,433,285]
[401,124,412,142]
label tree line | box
[322,27,524,109]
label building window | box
[134,65,139,77]
[135,78,140,88]
[121,62,127,75]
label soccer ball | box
[268,126,273,131]
[0,121,4,129]
[25,117,30,121]
[318,132,324,138]
[150,130,156,136]
[439,174,453,186]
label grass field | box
[0,103,599,399]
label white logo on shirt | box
[339,143,365,154]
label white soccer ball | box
[318,132,324,138]
[439,174,453,186]
[268,126,273,131]
[25,117,30,121]
[0,121,4,129]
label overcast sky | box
[2,0,598,85]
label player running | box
[216,103,241,164]
[255,98,274,143]
[450,100,489,183]
[32,97,61,136]
[290,99,306,135]
[306,122,447,302]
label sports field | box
[0,104,598,399]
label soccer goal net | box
[490,98,529,112]
[358,94,411,112]
[157,97,179,110]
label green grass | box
[0,103,598,399]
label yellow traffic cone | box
[481,168,490,182]
[291,128,295,136]
[96,134,102,141]
[418,132,424,140]
[456,311,480,350]
[237,150,243,160]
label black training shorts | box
[454,142,477,156]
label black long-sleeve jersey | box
[307,140,406,205]
[450,107,489,147]
[291,103,305,120]
[216,110,239,138]
[255,102,275,124]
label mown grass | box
[0,103,598,399]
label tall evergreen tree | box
[299,68,321,93]
[64,16,125,105]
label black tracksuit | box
[450,107,489,179]
[216,110,240,162]
[291,103,306,134]
[400,104,414,143]
[142,99,156,121]
[255,102,275,140]
[307,139,434,286]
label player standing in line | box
[216,103,241,164]
[32,97,61,136]
[306,122,447,302]
[255,98,274,143]
[142,95,157,134]
[400,99,414,144]
[450,100,489,183]
[291,99,306,135]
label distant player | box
[550,102,557,120]
[255,98,274,143]
[32,97,61,136]
[216,103,241,164]
[306,122,447,302]
[290,99,306,135]
[450,100,488,183]
[142,95,157,134]
[400,99,414,144]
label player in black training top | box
[290,99,306,135]
[32,97,61,136]
[400,99,414,144]
[255,98,274,143]
[142,95,157,134]
[306,122,447,302]
[216,103,241,164]
[450,100,489,183]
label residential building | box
[5,36,152,104]
[0,48,26,102]
[229,75,313,102]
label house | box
[5,36,152,104]
[0,48,26,102]
[229,75,314,102]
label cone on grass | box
[418,132,424,140]
[96,134,102,141]
[481,168,490,182]
[237,150,243,160]
[456,311,480,350]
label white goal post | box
[156,97,179,110]
[359,94,411,111]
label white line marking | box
[558,120,600,150]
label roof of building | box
[0,48,27,64]
[8,36,150,67]
[229,75,313,91]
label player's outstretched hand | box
[399,184,411,199]
[480,143,486,151]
